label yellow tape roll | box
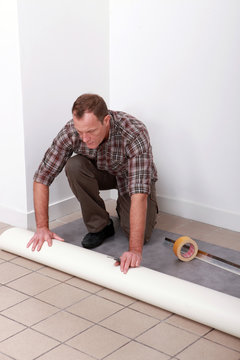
[173,236,198,262]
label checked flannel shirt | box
[34,110,158,196]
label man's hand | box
[115,251,142,274]
[114,193,147,274]
[27,227,64,252]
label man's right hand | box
[26,227,64,252]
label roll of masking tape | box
[173,236,198,262]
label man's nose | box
[82,133,90,143]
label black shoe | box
[81,219,115,249]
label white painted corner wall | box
[0,0,110,229]
[109,0,240,232]
[0,0,27,222]
[1,0,240,233]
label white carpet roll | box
[0,227,239,338]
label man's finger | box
[52,233,64,241]
[120,255,125,272]
[31,237,40,252]
[37,239,46,252]
[130,253,137,267]
[135,256,141,267]
[123,259,131,274]
[131,254,141,268]
[122,255,131,274]
[26,237,35,248]
[46,237,53,248]
[120,253,132,273]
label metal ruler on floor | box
[165,237,240,276]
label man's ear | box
[104,114,111,125]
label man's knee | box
[65,155,93,178]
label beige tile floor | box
[0,199,239,360]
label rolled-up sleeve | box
[126,129,154,196]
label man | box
[27,94,158,273]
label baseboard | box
[0,204,28,228]
[1,192,239,233]
[0,190,113,231]
[27,196,80,230]
[157,195,240,232]
[112,190,240,232]
[27,190,112,230]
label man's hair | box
[72,94,108,123]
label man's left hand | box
[114,251,142,274]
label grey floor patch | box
[54,218,240,298]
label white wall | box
[0,0,109,228]
[1,0,240,232]
[18,0,109,223]
[109,0,240,231]
[0,0,27,225]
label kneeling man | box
[27,94,158,273]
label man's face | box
[73,112,110,149]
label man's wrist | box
[36,224,49,230]
[129,247,142,255]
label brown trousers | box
[65,155,158,242]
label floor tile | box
[67,324,129,358]
[172,220,219,241]
[155,214,192,233]
[2,298,58,326]
[177,338,240,360]
[204,329,240,351]
[11,256,44,270]
[130,301,172,320]
[37,344,94,360]
[0,250,17,261]
[0,222,9,229]
[202,229,240,251]
[49,220,64,230]
[101,307,159,338]
[2,210,238,360]
[66,276,103,293]
[0,262,31,284]
[8,272,59,296]
[166,314,211,335]
[105,341,170,360]
[36,282,89,308]
[0,286,28,311]
[97,288,136,306]
[0,352,13,359]
[33,311,92,342]
[67,294,123,322]
[0,225,12,235]
[217,228,240,250]
[0,315,25,341]
[37,266,73,281]
[0,328,59,360]
[136,323,198,356]
[57,210,82,223]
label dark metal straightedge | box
[165,237,240,276]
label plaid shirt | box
[34,110,158,196]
